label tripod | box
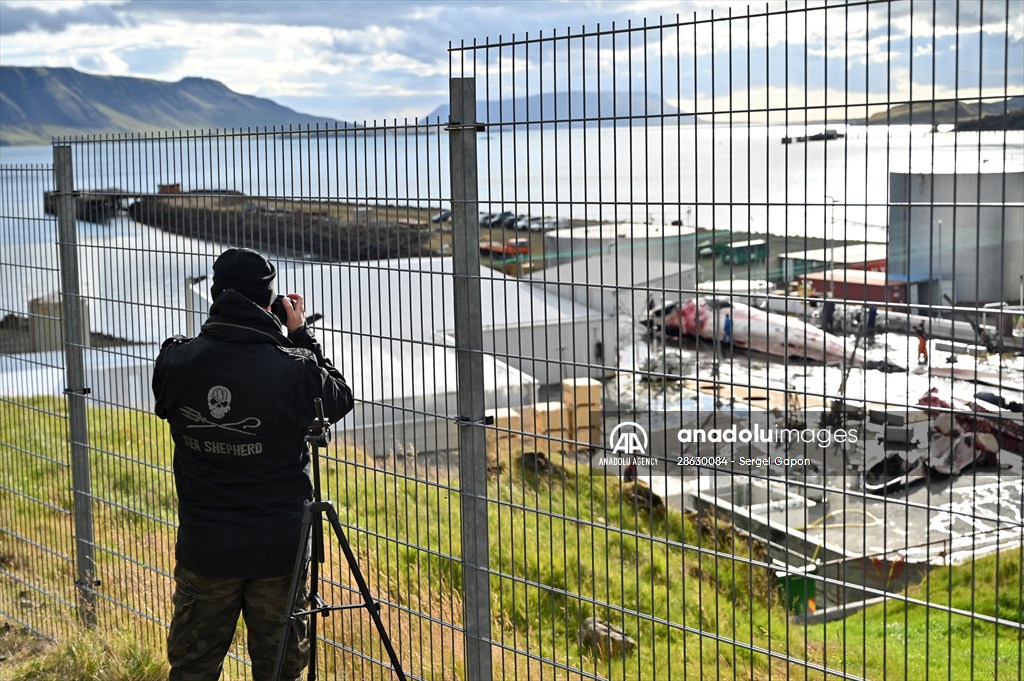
[272,399,407,681]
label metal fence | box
[2,2,1023,679]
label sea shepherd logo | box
[609,421,649,456]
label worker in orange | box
[916,324,928,365]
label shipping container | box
[799,268,907,304]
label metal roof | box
[799,268,906,286]
[546,222,697,242]
[531,249,696,287]
[779,242,888,264]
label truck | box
[721,239,768,265]
[479,238,531,259]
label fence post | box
[448,77,493,679]
[52,145,98,626]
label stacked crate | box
[484,407,523,460]
[562,378,603,451]
[486,378,604,458]
[522,401,570,453]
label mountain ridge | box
[4,66,1020,146]
[0,66,348,146]
[863,96,1024,127]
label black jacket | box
[152,289,354,578]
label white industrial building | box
[182,256,613,386]
[334,334,536,457]
[888,168,1024,306]
[530,249,698,319]
[236,256,616,453]
[274,257,616,385]
[543,222,698,266]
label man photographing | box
[152,247,354,680]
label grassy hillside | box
[865,96,1024,127]
[0,397,1020,679]
[811,551,1023,679]
[0,66,348,146]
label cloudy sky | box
[1,0,1021,122]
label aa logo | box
[609,421,649,456]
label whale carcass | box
[918,388,1024,456]
[646,298,867,366]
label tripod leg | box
[272,503,315,681]
[321,503,407,681]
[307,510,323,681]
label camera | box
[271,294,321,328]
[270,295,288,325]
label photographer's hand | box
[281,294,306,334]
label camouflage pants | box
[167,563,309,681]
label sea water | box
[1,124,1021,346]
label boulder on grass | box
[621,480,664,511]
[578,617,637,657]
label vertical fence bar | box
[448,76,494,680]
[52,144,97,626]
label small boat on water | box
[781,129,845,144]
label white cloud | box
[3,0,126,11]
[0,13,449,107]
[1,0,1019,122]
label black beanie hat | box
[210,248,276,307]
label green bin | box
[776,565,817,615]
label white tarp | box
[280,257,615,384]
[531,250,697,318]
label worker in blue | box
[723,313,733,351]
[823,301,836,332]
[866,305,878,341]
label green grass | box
[3,623,168,681]
[332,451,800,679]
[2,397,1022,680]
[808,549,1023,679]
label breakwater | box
[126,193,434,262]
[43,190,122,223]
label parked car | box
[481,211,516,227]
[496,213,523,229]
[430,210,452,223]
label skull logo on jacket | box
[207,386,232,419]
